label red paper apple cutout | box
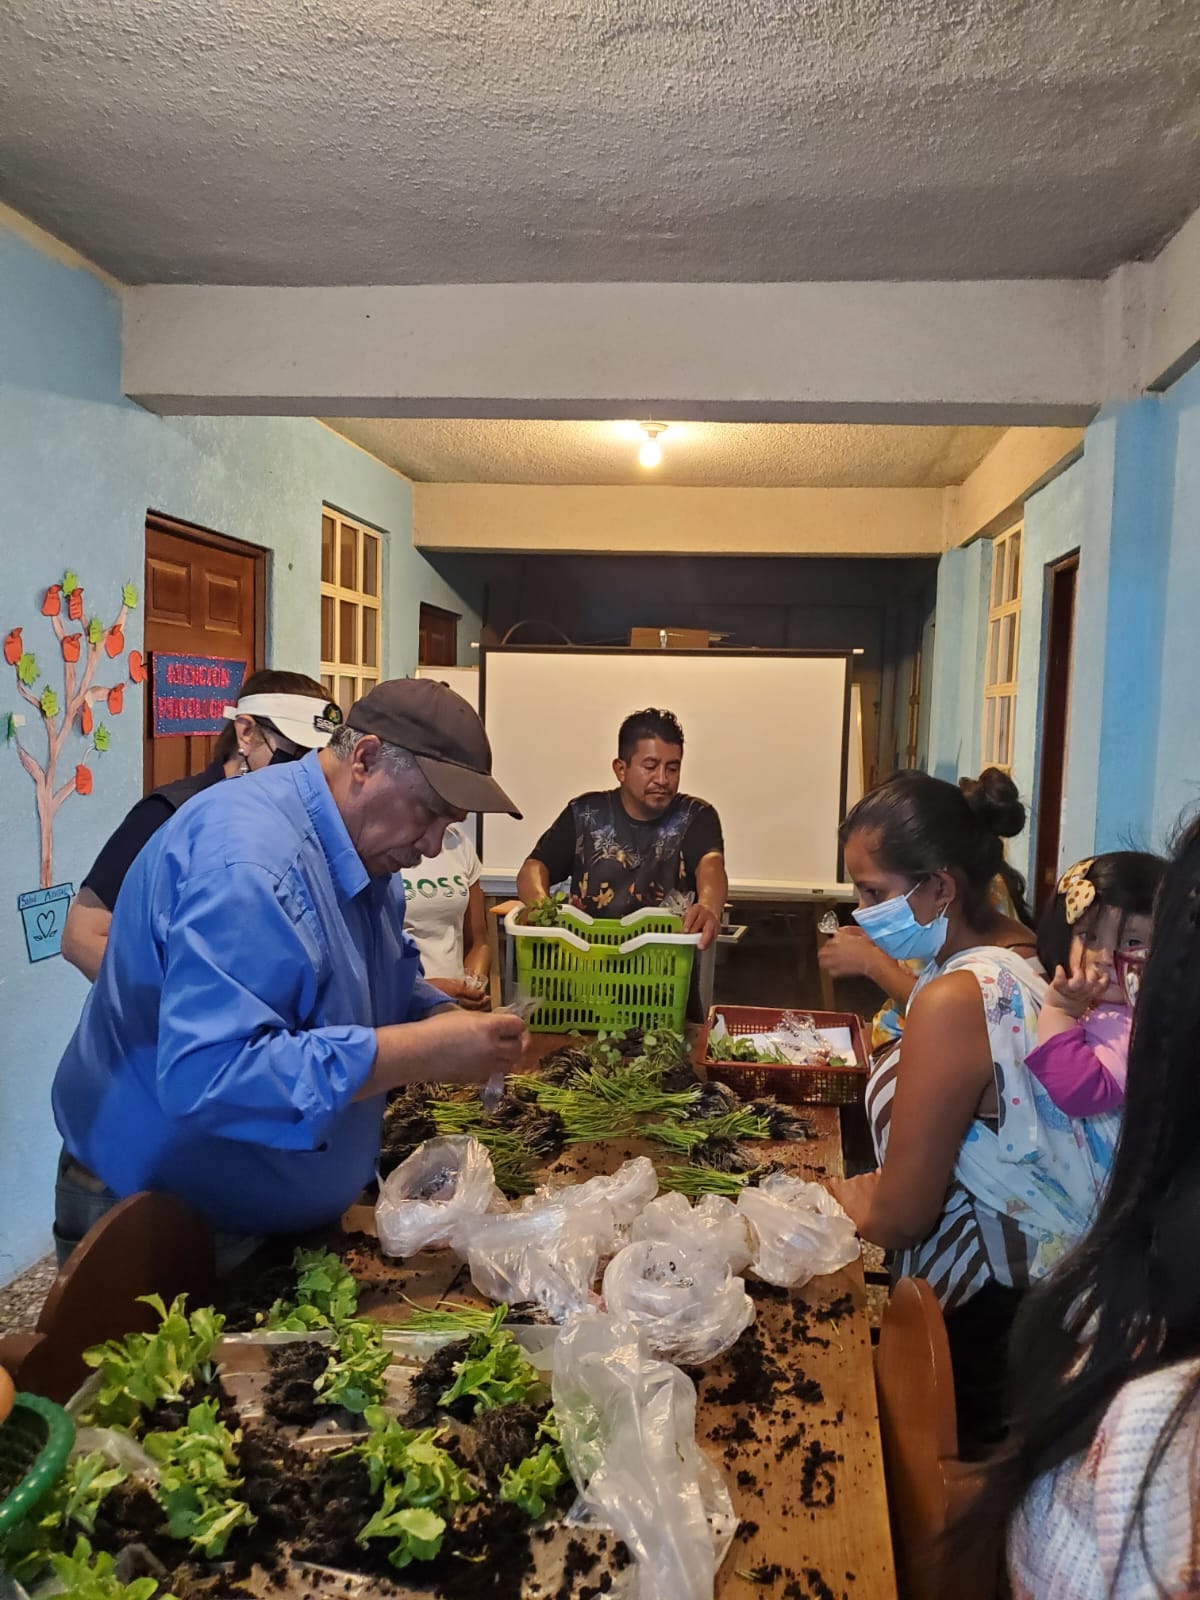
[128,650,146,684]
[3,628,21,666]
[62,633,82,663]
[107,684,124,715]
[75,765,93,796]
[81,703,93,736]
[42,586,61,616]
[67,588,84,621]
[104,624,124,659]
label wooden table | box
[346,1034,896,1600]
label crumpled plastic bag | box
[458,1198,609,1323]
[631,1190,753,1274]
[553,1155,659,1242]
[375,1135,503,1258]
[602,1239,754,1365]
[553,1314,736,1600]
[737,1171,860,1287]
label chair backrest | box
[18,1192,215,1403]
[875,1277,989,1600]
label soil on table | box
[401,1337,472,1425]
[263,1339,328,1427]
[468,1401,548,1478]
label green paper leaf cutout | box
[122,583,138,609]
[88,616,104,646]
[17,652,38,686]
[62,570,78,595]
[40,686,59,718]
[93,724,111,753]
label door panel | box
[143,516,266,792]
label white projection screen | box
[479,648,851,892]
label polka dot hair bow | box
[1057,858,1096,925]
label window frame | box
[319,508,382,715]
[982,522,1022,774]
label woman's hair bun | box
[959,766,1026,839]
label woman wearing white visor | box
[62,669,331,981]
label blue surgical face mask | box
[852,880,949,963]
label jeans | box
[53,1149,263,1277]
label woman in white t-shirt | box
[400,824,490,1009]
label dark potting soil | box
[216,1256,303,1332]
[142,1375,242,1434]
[263,1339,329,1427]
[402,1336,473,1425]
[813,1292,855,1324]
[707,1323,784,1408]
[469,1401,548,1478]
[799,1439,840,1508]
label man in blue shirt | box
[52,678,526,1264]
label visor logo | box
[315,701,344,732]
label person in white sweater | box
[971,810,1200,1598]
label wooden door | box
[143,514,266,792]
[418,603,459,667]
[1033,553,1079,915]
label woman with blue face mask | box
[825,770,1110,1458]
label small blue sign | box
[152,652,247,738]
[18,883,73,963]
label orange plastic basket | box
[699,1005,869,1106]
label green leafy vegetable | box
[358,1494,446,1569]
[354,1408,478,1506]
[261,1246,360,1330]
[82,1294,223,1429]
[439,1318,548,1414]
[316,1318,392,1414]
[525,891,568,927]
[706,1034,789,1063]
[142,1398,255,1557]
[498,1441,569,1518]
[0,1448,130,1583]
[48,1537,175,1600]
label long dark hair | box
[970,812,1200,1588]
[1036,851,1166,977]
[213,668,327,762]
[840,767,1026,923]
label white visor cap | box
[222,693,340,750]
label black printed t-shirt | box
[81,759,227,911]
[528,790,724,918]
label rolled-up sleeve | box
[156,865,378,1148]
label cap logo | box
[314,701,344,733]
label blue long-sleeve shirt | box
[52,751,447,1234]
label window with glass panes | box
[320,509,381,715]
[982,524,1022,772]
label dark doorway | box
[143,513,266,793]
[1033,552,1079,914]
[419,602,459,666]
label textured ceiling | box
[1,1,1198,285]
[323,418,1006,486]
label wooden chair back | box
[874,1276,991,1600]
[12,1191,215,1403]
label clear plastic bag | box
[555,1155,660,1241]
[458,1198,608,1323]
[374,1135,503,1258]
[602,1239,754,1365]
[737,1171,860,1287]
[631,1190,753,1274]
[553,1314,736,1600]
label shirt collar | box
[295,750,370,903]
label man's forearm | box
[696,855,728,915]
[516,858,551,904]
[356,1014,457,1099]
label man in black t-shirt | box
[516,708,727,949]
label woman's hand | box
[429,977,492,1011]
[818,925,877,979]
[825,1171,879,1232]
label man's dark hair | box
[617,708,685,762]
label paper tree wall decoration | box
[5,572,139,887]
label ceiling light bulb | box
[638,439,663,469]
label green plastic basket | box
[0,1393,75,1539]
[506,906,699,1033]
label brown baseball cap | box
[346,677,521,817]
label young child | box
[1026,852,1165,1115]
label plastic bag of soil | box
[552,1314,736,1600]
[375,1134,504,1257]
[736,1171,859,1287]
[458,1197,610,1324]
[630,1191,753,1273]
[601,1239,754,1365]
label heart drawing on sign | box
[35,910,57,939]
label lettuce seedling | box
[354,1408,478,1506]
[498,1441,570,1519]
[357,1495,446,1569]
[316,1318,392,1414]
[48,1537,177,1600]
[438,1323,549,1414]
[82,1294,223,1429]
[262,1246,360,1331]
[142,1397,255,1558]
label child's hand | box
[1046,963,1109,1019]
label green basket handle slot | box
[0,1393,76,1538]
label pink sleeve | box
[1026,1025,1125,1116]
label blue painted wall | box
[0,218,480,1281]
[929,365,1200,896]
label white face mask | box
[852,881,949,963]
